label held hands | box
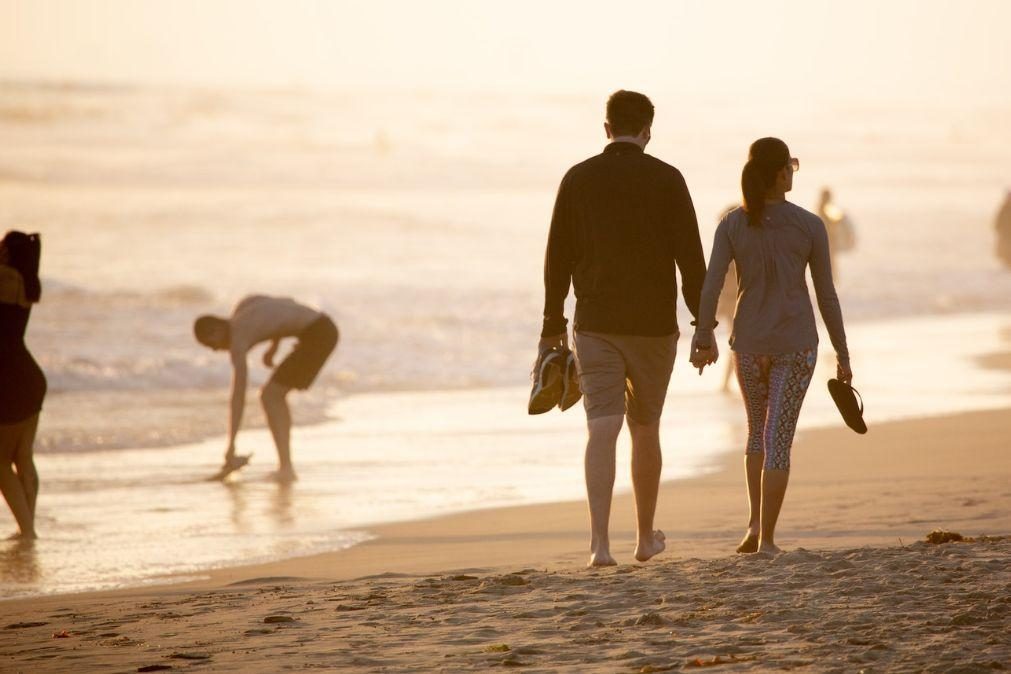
[689,330,719,375]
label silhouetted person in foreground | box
[539,90,706,566]
[692,138,852,556]
[995,190,1011,269]
[194,295,338,482]
[0,231,45,540]
[816,187,856,281]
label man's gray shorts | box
[573,331,677,424]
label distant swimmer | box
[193,295,338,482]
[0,231,44,540]
[995,190,1011,269]
[816,187,856,281]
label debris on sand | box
[926,530,964,544]
[263,615,295,624]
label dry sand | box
[2,408,1009,672]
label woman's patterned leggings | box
[734,349,817,471]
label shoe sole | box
[528,354,564,414]
[558,353,582,411]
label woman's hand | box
[837,360,853,384]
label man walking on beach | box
[539,90,707,566]
[193,295,338,482]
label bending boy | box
[194,295,338,481]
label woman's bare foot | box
[757,540,782,556]
[736,532,759,554]
[588,550,617,567]
[6,531,37,541]
[634,530,666,562]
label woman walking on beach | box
[0,231,45,540]
[690,138,851,555]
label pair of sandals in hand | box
[528,347,582,414]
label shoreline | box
[8,404,1008,605]
[7,308,1010,601]
[189,405,1011,585]
[1,406,1008,671]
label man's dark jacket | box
[541,141,707,338]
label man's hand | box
[262,339,280,369]
[538,332,569,354]
[837,360,853,384]
[690,330,719,375]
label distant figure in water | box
[995,190,1011,269]
[816,187,856,281]
[0,231,45,540]
[538,90,706,566]
[692,138,852,556]
[193,295,338,482]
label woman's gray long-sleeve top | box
[695,202,849,363]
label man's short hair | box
[606,90,655,137]
[193,315,228,346]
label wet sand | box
[1,407,1008,672]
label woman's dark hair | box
[1,230,41,302]
[741,137,790,226]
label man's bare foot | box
[757,541,782,556]
[588,550,617,567]
[6,531,37,541]
[736,532,759,554]
[634,529,666,562]
[271,467,298,483]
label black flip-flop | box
[827,379,867,434]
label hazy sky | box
[2,0,1009,103]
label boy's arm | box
[226,347,248,460]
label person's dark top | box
[0,265,46,424]
[541,141,707,338]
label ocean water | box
[1,83,1010,596]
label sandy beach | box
[5,5,1011,673]
[2,406,1008,672]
